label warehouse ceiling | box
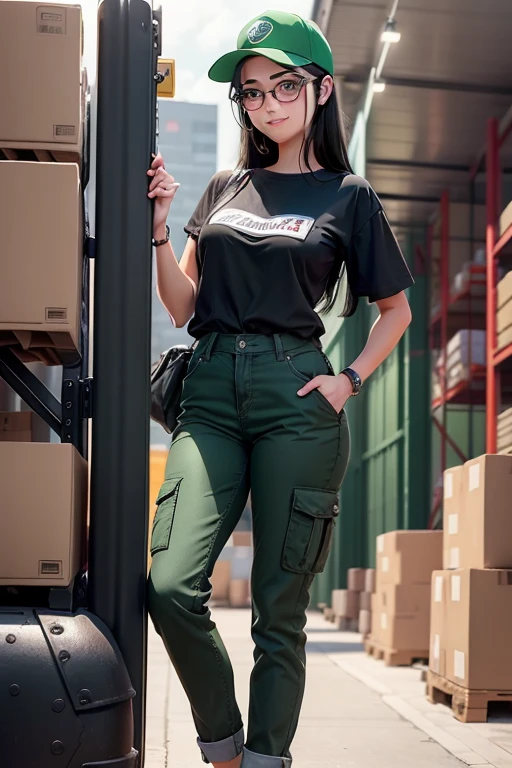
[313,0,512,233]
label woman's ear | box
[317,75,334,106]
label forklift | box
[0,1,173,764]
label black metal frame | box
[88,1,159,763]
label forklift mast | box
[1,1,161,765]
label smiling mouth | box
[266,118,288,126]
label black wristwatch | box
[152,224,170,247]
[340,367,362,396]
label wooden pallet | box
[364,637,428,667]
[427,670,512,723]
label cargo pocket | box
[150,477,183,555]
[282,487,340,574]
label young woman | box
[147,10,413,768]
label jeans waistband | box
[192,333,322,362]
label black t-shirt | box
[184,167,414,341]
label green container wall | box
[311,232,429,607]
[431,406,486,500]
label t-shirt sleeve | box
[346,183,414,303]
[184,169,234,241]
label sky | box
[79,0,314,170]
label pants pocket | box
[282,487,340,574]
[150,477,183,555]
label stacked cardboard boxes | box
[359,569,375,636]
[497,406,512,455]
[211,531,253,607]
[430,455,512,717]
[331,568,371,631]
[432,330,486,401]
[0,2,85,365]
[0,4,88,591]
[369,530,442,662]
[496,272,512,354]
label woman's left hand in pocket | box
[297,374,352,414]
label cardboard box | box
[429,571,449,676]
[376,530,443,586]
[370,592,381,642]
[365,568,376,593]
[376,584,431,651]
[442,465,464,569]
[0,1,85,159]
[359,609,371,636]
[497,324,512,354]
[500,200,512,237]
[461,454,512,568]
[445,569,512,690]
[0,410,49,442]
[332,589,360,619]
[0,442,88,586]
[378,612,429,652]
[211,560,231,602]
[497,272,512,309]
[233,531,252,547]
[0,162,83,365]
[498,406,512,431]
[497,300,512,334]
[229,578,250,607]
[347,567,366,592]
[360,591,372,611]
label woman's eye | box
[243,90,261,100]
[279,80,300,93]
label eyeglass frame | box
[230,74,319,112]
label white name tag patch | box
[209,208,315,241]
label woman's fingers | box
[148,183,180,199]
[148,167,175,191]
[151,152,165,170]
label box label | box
[444,473,453,499]
[469,463,480,492]
[454,650,465,680]
[36,7,67,35]
[54,125,76,137]
[380,613,388,630]
[449,547,460,569]
[381,556,389,573]
[377,536,384,554]
[433,634,440,660]
[434,575,443,602]
[451,574,461,602]
[46,307,68,323]
[448,514,459,535]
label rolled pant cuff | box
[242,747,292,768]
[197,727,245,763]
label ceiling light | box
[373,80,386,93]
[381,18,401,44]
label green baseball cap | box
[208,10,334,83]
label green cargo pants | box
[148,332,350,768]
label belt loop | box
[273,333,285,362]
[202,332,219,362]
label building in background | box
[150,100,218,448]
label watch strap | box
[152,224,170,247]
[340,366,362,395]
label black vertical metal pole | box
[90,0,156,763]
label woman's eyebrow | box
[241,69,298,86]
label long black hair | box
[230,58,357,317]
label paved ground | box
[145,608,486,768]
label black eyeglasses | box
[231,75,318,112]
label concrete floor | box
[145,608,472,768]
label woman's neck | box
[265,134,322,174]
